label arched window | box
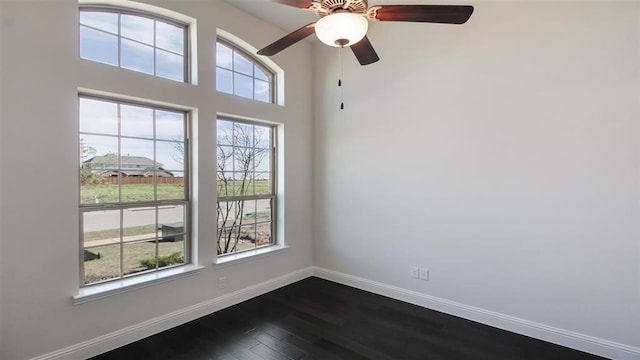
[216,39,275,103]
[79,7,188,82]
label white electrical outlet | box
[419,268,429,281]
[218,276,226,289]
[410,266,419,278]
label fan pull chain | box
[338,47,344,110]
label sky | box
[79,9,271,101]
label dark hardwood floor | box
[91,277,607,360]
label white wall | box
[314,0,640,354]
[0,1,313,359]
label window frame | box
[79,5,191,82]
[78,94,192,288]
[216,117,278,257]
[216,38,276,104]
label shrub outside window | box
[217,118,276,255]
[79,7,188,82]
[79,96,190,286]
[216,40,274,103]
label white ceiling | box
[225,0,319,34]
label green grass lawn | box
[81,180,271,203]
[81,183,185,203]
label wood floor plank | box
[90,277,609,360]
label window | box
[217,118,276,255]
[79,7,188,82]
[216,39,274,103]
[79,96,190,286]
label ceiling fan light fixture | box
[315,12,369,47]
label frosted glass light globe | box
[315,13,369,47]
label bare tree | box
[217,123,269,254]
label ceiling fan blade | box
[257,23,316,56]
[269,0,315,10]
[369,5,474,24]
[350,36,380,66]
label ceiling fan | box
[257,0,474,65]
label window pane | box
[233,51,253,76]
[159,204,185,233]
[80,26,118,66]
[255,173,272,196]
[158,241,185,269]
[157,172,185,200]
[255,125,270,149]
[121,104,153,139]
[234,123,253,147]
[83,209,121,284]
[234,147,254,175]
[234,175,253,197]
[80,11,118,34]
[79,97,118,135]
[159,171,184,200]
[255,198,272,247]
[254,65,269,81]
[156,49,184,82]
[156,110,184,141]
[123,207,156,240]
[217,145,234,172]
[217,172,233,197]
[83,209,121,244]
[121,14,154,45]
[156,21,184,54]
[237,225,256,252]
[121,138,154,161]
[84,243,121,284]
[121,38,154,75]
[238,199,257,251]
[233,73,253,99]
[80,135,119,204]
[156,140,183,171]
[216,68,233,94]
[254,149,271,172]
[217,120,233,145]
[123,240,156,276]
[255,80,270,103]
[159,205,185,247]
[120,139,155,202]
[218,225,239,255]
[216,42,233,70]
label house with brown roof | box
[83,154,174,178]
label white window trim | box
[214,244,289,267]
[73,264,204,304]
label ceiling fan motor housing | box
[315,0,368,15]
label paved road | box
[83,200,270,232]
[83,205,184,232]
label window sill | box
[73,264,204,305]
[214,245,289,267]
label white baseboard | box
[312,266,640,360]
[32,267,314,360]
